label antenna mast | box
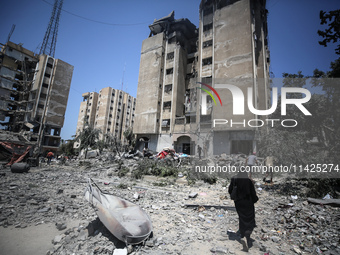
[40,0,63,57]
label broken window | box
[167,52,174,60]
[203,23,213,32]
[163,101,171,109]
[202,57,212,66]
[188,57,195,64]
[202,76,212,84]
[166,68,173,75]
[168,37,176,44]
[186,116,196,123]
[164,84,172,93]
[203,40,213,48]
[161,119,170,127]
[204,7,213,16]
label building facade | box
[0,41,74,154]
[134,0,270,156]
[75,87,136,145]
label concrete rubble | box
[0,155,339,255]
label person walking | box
[245,152,258,179]
[228,171,258,251]
[47,151,54,165]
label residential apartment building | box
[134,0,270,156]
[75,87,136,144]
[0,41,74,154]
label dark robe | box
[228,171,258,237]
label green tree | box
[59,139,75,156]
[75,126,101,159]
[123,128,135,148]
[318,9,340,55]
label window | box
[168,37,176,44]
[202,57,212,66]
[167,52,174,60]
[161,119,170,127]
[164,84,172,93]
[166,68,173,75]
[188,57,195,64]
[203,23,213,32]
[203,40,213,48]
[204,7,213,16]
[163,101,171,109]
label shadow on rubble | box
[87,218,126,248]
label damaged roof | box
[149,11,197,39]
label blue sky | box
[0,0,338,140]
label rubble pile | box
[0,159,339,255]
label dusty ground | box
[0,159,339,255]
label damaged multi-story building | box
[0,41,74,155]
[134,0,270,156]
[75,87,136,145]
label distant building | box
[0,41,74,154]
[75,87,136,145]
[134,0,270,156]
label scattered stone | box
[112,248,127,255]
[189,192,198,198]
[52,235,63,244]
[210,247,229,254]
[55,222,67,231]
